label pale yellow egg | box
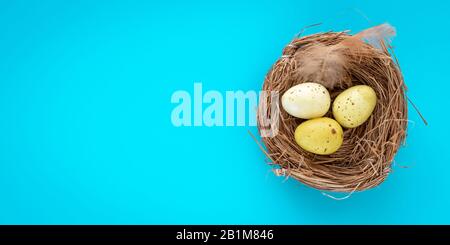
[281,82,331,119]
[332,85,377,128]
[294,117,344,155]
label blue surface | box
[0,0,449,224]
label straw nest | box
[257,24,411,192]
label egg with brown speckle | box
[294,117,343,155]
[332,85,377,128]
[281,82,331,119]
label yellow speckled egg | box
[294,117,344,155]
[332,85,377,128]
[281,82,331,119]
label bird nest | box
[257,24,415,193]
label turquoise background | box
[0,0,448,224]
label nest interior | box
[257,27,408,192]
